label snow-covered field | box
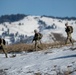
[0,15,76,75]
[0,44,76,75]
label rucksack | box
[0,38,6,45]
[69,26,73,33]
[38,33,43,40]
[65,26,73,33]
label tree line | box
[0,14,27,23]
[0,14,76,24]
[41,15,76,20]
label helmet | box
[65,22,68,26]
[34,29,37,33]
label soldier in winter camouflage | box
[65,23,74,46]
[32,30,43,51]
[0,38,8,58]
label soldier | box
[65,23,74,46]
[0,38,8,58]
[32,30,43,51]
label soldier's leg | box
[40,40,42,45]
[65,36,69,45]
[69,34,74,45]
[37,40,43,50]
[35,40,38,51]
[2,46,8,58]
[70,39,74,46]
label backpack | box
[3,39,6,45]
[65,26,73,33]
[0,38,6,45]
[38,33,43,40]
[69,26,73,33]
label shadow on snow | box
[50,54,76,60]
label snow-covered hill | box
[0,15,76,44]
[0,44,76,75]
[0,15,76,75]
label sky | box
[0,0,76,17]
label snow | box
[0,45,76,75]
[0,16,76,74]
[0,16,76,44]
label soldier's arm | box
[32,36,35,42]
[65,27,67,32]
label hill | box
[0,14,76,44]
[0,43,76,75]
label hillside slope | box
[0,15,76,44]
[0,44,76,75]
